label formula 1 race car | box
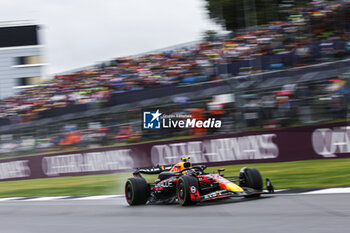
[125,157,274,206]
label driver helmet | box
[170,156,192,172]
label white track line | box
[302,187,350,195]
[23,196,69,201]
[0,195,123,202]
[0,197,24,202]
[76,195,122,200]
[272,189,286,192]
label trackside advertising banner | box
[0,121,350,181]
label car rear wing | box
[133,165,173,175]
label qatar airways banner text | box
[0,121,349,181]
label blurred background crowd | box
[1,1,350,157]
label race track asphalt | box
[0,193,349,233]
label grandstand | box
[0,1,350,157]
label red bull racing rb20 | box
[125,157,274,206]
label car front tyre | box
[240,167,263,198]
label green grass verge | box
[0,158,350,197]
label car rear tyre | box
[240,167,263,198]
[125,177,150,205]
[176,175,199,206]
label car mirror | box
[218,168,225,176]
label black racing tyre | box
[125,177,150,205]
[240,167,263,198]
[176,175,199,206]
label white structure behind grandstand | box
[0,21,44,99]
